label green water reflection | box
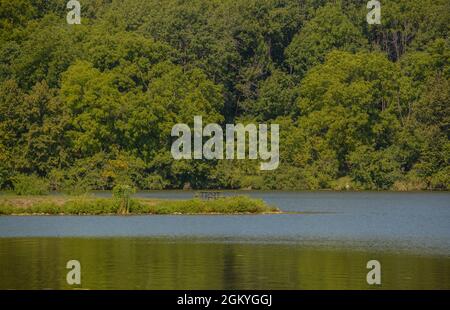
[0,238,449,289]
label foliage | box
[0,0,448,191]
[286,2,367,78]
[11,174,49,195]
[112,184,136,214]
[0,195,277,215]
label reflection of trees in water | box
[0,238,449,290]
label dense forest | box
[0,0,448,192]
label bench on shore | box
[195,191,224,201]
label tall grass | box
[113,184,136,214]
[0,196,278,215]
[136,196,278,214]
[12,174,50,195]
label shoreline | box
[110,190,450,195]
[3,212,283,216]
[2,189,448,196]
[0,195,280,216]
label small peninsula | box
[0,195,280,216]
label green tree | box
[285,2,367,78]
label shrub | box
[12,174,50,195]
[146,196,276,214]
[144,174,168,190]
[330,176,359,191]
[113,184,136,214]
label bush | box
[144,174,168,190]
[429,167,450,190]
[348,146,402,190]
[145,196,277,214]
[113,184,136,214]
[12,174,50,195]
[330,176,359,191]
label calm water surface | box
[0,191,449,289]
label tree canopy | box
[0,0,448,191]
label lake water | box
[0,191,449,289]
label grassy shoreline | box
[0,195,280,216]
